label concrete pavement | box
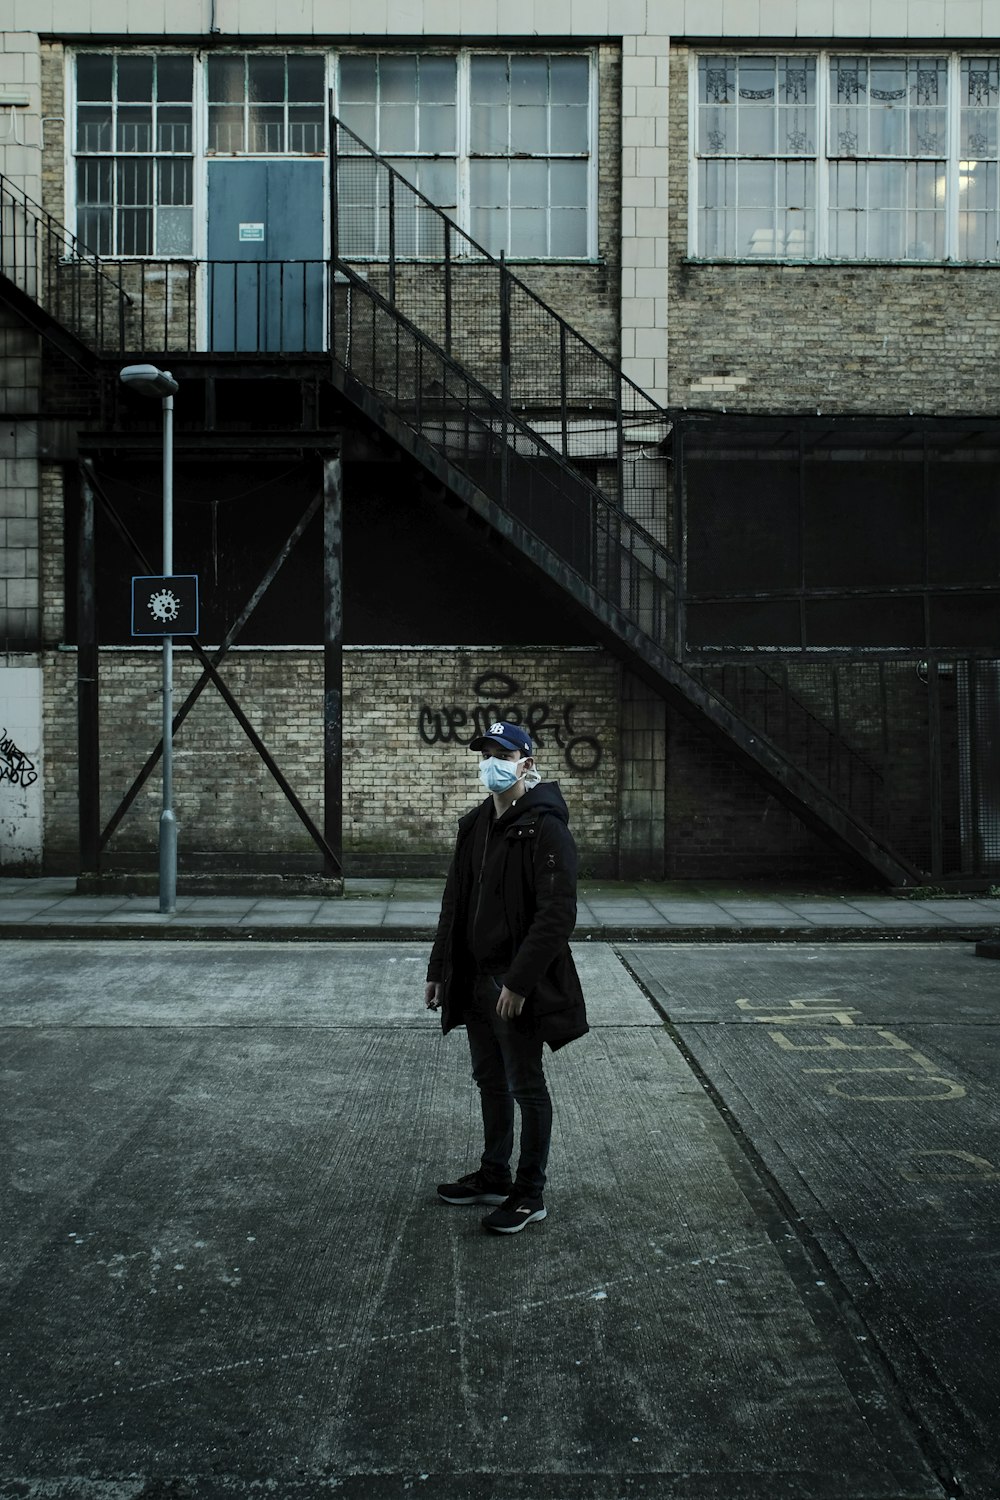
[2,939,998,1498]
[1,875,999,943]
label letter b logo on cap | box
[490,722,505,735]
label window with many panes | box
[694,52,1000,263]
[206,53,326,154]
[75,53,194,256]
[336,51,594,259]
[72,48,593,261]
[73,51,326,257]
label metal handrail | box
[330,113,671,538]
[0,173,131,353]
[329,256,679,655]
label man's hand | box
[496,985,526,1020]
[425,981,443,1011]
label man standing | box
[424,719,588,1235]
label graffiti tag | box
[418,672,602,774]
[0,728,38,789]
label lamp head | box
[119,363,179,399]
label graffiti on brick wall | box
[417,672,602,773]
[0,728,38,789]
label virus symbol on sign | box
[147,588,181,623]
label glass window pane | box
[962,59,1000,160]
[78,206,112,255]
[419,56,457,103]
[339,103,376,148]
[117,208,152,255]
[340,57,377,102]
[550,159,587,206]
[249,106,284,152]
[287,56,325,103]
[470,57,509,105]
[471,206,506,256]
[77,54,113,102]
[550,105,588,153]
[77,106,112,153]
[77,157,112,205]
[288,106,325,153]
[118,156,152,205]
[156,107,192,153]
[509,206,547,255]
[471,160,508,206]
[117,106,152,153]
[699,104,729,155]
[117,56,154,101]
[911,105,946,157]
[156,56,193,103]
[248,56,285,103]
[510,56,547,101]
[509,159,547,204]
[738,159,775,206]
[209,55,245,102]
[380,104,416,152]
[209,104,245,153]
[157,157,192,205]
[550,56,588,105]
[419,159,457,209]
[549,205,587,255]
[511,104,546,153]
[420,104,456,153]
[380,55,418,102]
[471,105,507,152]
[156,206,193,254]
[737,102,775,155]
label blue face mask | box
[478,756,523,793]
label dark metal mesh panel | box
[682,418,1000,655]
[691,658,996,879]
[958,661,1000,875]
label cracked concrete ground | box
[1,941,996,1499]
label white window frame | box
[333,47,599,262]
[68,48,200,260]
[690,49,1000,265]
[67,46,597,264]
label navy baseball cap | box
[469,720,533,756]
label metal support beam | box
[77,463,101,873]
[323,454,344,877]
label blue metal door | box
[207,160,325,352]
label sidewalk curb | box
[0,923,996,944]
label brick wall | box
[42,645,622,874]
[667,46,1000,417]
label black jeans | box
[465,975,552,1197]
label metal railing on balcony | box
[0,173,130,356]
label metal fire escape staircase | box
[0,157,922,886]
[326,121,920,886]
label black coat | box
[426,782,589,1051]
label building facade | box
[1,0,997,885]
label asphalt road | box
[1,941,997,1500]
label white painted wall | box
[0,664,43,872]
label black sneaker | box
[481,1192,547,1234]
[437,1170,512,1206]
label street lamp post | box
[120,363,180,913]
